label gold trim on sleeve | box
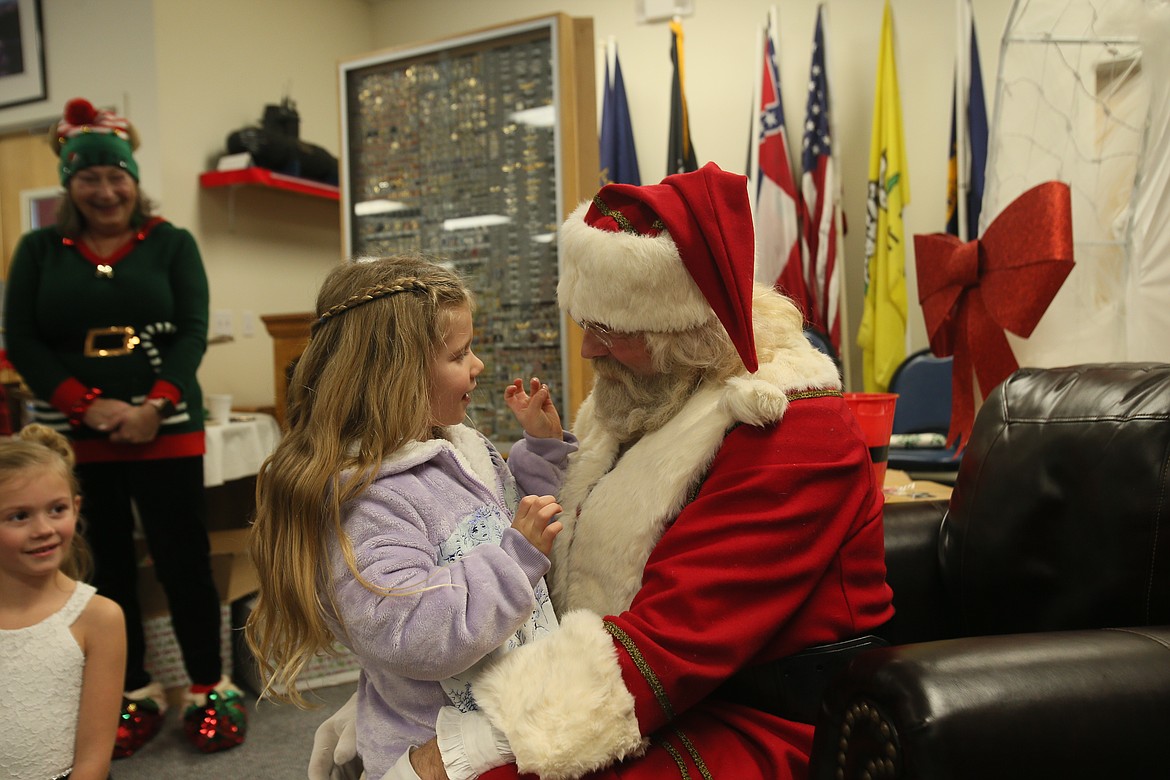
[673,729,713,780]
[604,619,675,721]
[656,739,692,780]
[787,388,843,401]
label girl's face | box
[0,465,80,582]
[429,306,485,427]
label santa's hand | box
[308,692,360,780]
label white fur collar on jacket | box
[548,343,841,617]
[346,424,500,492]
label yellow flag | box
[858,1,910,392]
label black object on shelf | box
[226,97,339,186]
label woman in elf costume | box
[3,98,246,759]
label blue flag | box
[946,3,988,240]
[600,44,640,186]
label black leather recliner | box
[809,363,1170,779]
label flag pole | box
[748,22,764,202]
[821,2,852,387]
[955,0,970,242]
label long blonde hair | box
[0,424,91,580]
[246,255,473,706]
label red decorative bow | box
[913,181,1074,448]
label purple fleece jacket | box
[323,424,574,778]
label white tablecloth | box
[203,412,281,487]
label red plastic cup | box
[843,392,899,487]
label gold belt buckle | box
[84,326,140,357]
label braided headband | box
[312,279,428,332]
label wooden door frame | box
[1,124,60,279]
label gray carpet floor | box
[110,683,354,780]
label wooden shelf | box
[200,167,339,201]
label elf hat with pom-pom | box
[557,161,760,372]
[52,98,140,185]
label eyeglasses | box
[574,319,638,349]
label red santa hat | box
[558,162,759,372]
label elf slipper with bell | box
[114,681,167,759]
[182,675,248,753]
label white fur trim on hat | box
[557,199,713,332]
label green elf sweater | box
[4,219,209,463]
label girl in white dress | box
[0,424,125,780]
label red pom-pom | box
[63,98,98,125]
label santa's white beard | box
[589,358,700,443]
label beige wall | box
[0,0,1015,406]
[367,0,1015,387]
[151,0,373,408]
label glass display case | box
[340,14,598,448]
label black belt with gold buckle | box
[83,326,140,357]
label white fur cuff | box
[475,610,647,779]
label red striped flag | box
[752,16,808,316]
[800,4,841,350]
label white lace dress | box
[0,581,95,780]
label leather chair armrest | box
[878,500,952,646]
[809,626,1170,780]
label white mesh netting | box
[982,0,1169,365]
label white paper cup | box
[207,393,233,424]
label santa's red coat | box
[485,346,894,780]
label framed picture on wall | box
[0,0,46,110]
[20,186,60,230]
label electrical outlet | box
[212,309,234,338]
[241,310,255,338]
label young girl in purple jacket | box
[247,255,569,780]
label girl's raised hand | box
[504,377,562,439]
[511,494,563,556]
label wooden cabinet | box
[260,312,314,428]
[339,14,597,448]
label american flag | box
[754,18,808,318]
[800,5,841,351]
